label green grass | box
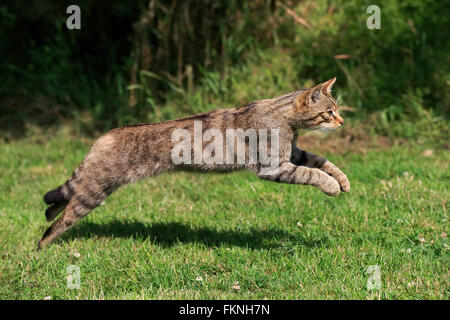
[0,129,448,299]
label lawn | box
[0,128,448,299]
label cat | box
[38,77,350,249]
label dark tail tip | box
[43,187,64,205]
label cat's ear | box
[321,77,336,96]
[294,84,323,110]
[308,84,323,105]
[294,84,323,111]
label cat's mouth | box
[331,117,344,128]
[318,120,343,130]
[312,121,342,135]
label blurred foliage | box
[0,0,448,139]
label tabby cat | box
[39,77,350,249]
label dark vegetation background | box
[0,0,448,141]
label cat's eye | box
[328,111,334,116]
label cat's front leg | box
[290,147,350,192]
[255,160,341,196]
[320,160,350,192]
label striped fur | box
[38,77,350,249]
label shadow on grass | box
[63,220,328,250]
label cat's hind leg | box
[38,184,116,249]
[43,178,76,221]
[45,200,69,222]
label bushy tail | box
[43,178,75,221]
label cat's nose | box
[337,116,344,125]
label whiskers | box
[313,126,338,139]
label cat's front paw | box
[318,175,341,196]
[321,162,350,192]
[339,175,351,192]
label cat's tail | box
[43,176,76,222]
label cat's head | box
[293,78,344,130]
